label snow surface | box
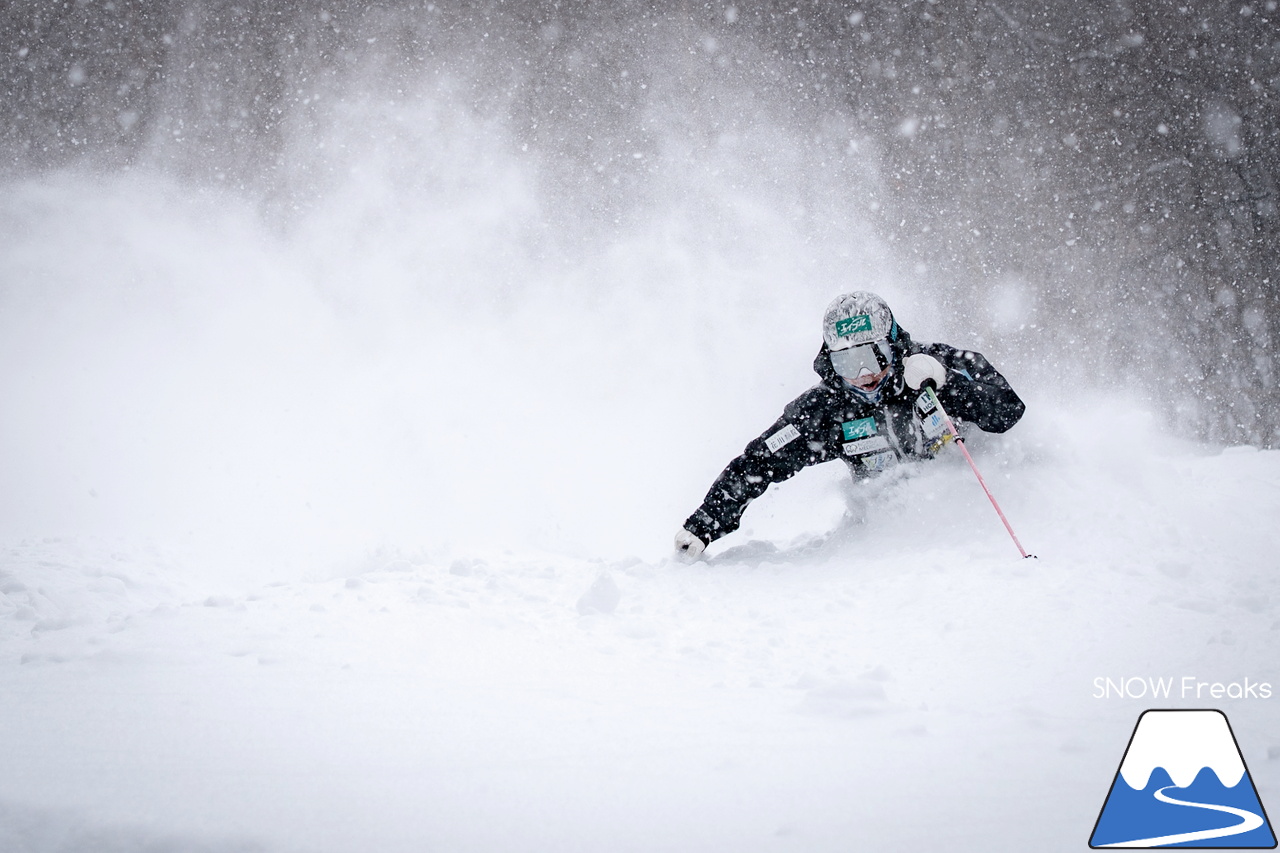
[2,175,1279,853]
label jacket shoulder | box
[783,383,842,421]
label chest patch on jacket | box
[858,449,897,472]
[843,435,891,456]
[841,417,877,441]
[764,423,801,454]
[914,392,948,440]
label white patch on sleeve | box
[764,423,801,454]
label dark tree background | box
[770,0,1280,445]
[3,0,1277,444]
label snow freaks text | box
[1093,677,1274,701]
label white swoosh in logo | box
[1099,785,1265,848]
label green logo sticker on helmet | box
[835,314,874,338]
[842,417,877,441]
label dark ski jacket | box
[682,328,1025,546]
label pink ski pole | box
[924,385,1034,559]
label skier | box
[675,292,1025,560]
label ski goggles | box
[830,339,894,382]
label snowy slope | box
[2,388,1278,852]
[2,161,1279,852]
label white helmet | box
[822,292,896,351]
[822,292,900,392]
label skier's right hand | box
[674,529,707,562]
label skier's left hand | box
[904,353,947,390]
[674,529,707,562]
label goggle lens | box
[830,340,892,381]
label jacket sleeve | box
[921,344,1025,434]
[682,388,833,546]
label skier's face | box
[847,365,890,391]
[831,338,894,392]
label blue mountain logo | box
[1090,709,1277,848]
